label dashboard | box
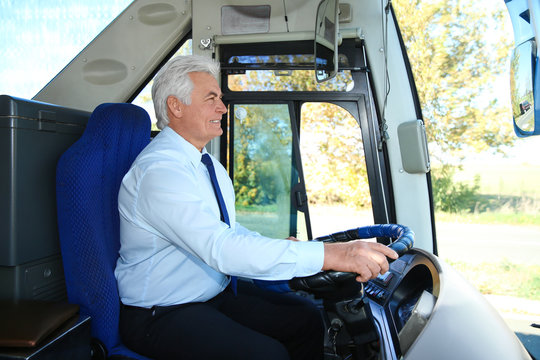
[360,248,530,360]
[365,249,440,358]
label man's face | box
[169,71,227,151]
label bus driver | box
[114,55,398,360]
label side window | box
[0,0,132,99]
[300,102,373,237]
[231,103,310,240]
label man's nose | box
[216,99,227,114]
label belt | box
[120,302,193,317]
[120,303,150,311]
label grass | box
[441,161,540,226]
[445,259,540,302]
[436,209,540,226]
[454,161,540,198]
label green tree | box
[393,0,515,212]
[431,164,480,212]
[233,104,293,206]
[301,103,371,208]
[393,0,515,161]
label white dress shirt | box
[115,126,324,307]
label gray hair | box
[151,55,221,129]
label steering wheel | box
[288,224,414,293]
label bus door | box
[220,39,395,241]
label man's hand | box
[322,240,398,282]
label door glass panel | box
[232,103,309,239]
[300,102,373,238]
[225,54,354,92]
[228,69,354,92]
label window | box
[231,103,309,239]
[228,70,353,92]
[0,0,132,98]
[300,102,373,238]
[226,54,354,92]
[228,101,374,240]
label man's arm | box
[323,241,398,282]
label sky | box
[0,0,539,165]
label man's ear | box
[167,96,183,118]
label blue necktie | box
[201,153,236,294]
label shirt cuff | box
[293,240,325,276]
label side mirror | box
[510,40,537,136]
[314,0,339,83]
[506,0,540,136]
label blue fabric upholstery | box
[56,103,152,360]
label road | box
[436,222,540,358]
[436,222,540,265]
[516,106,534,130]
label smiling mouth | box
[210,120,221,124]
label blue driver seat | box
[56,103,152,360]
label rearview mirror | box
[314,0,339,83]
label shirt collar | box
[161,126,207,168]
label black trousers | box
[119,281,324,360]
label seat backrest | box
[56,103,152,359]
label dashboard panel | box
[365,249,440,358]
[363,248,530,360]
